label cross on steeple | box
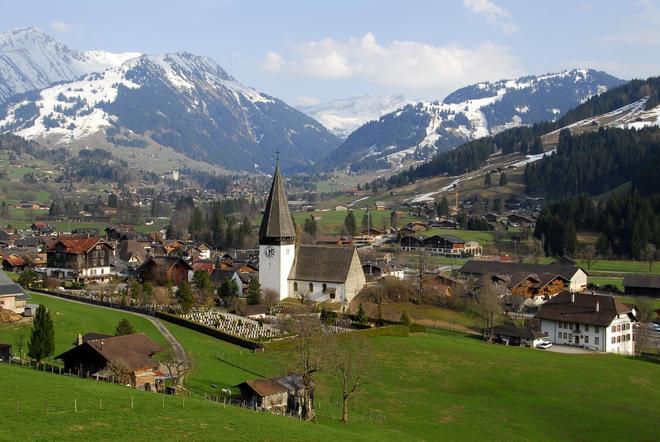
[275,149,281,164]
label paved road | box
[33,291,188,364]
[544,345,594,354]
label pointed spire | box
[259,162,296,244]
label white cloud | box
[295,96,321,107]
[261,51,284,73]
[50,21,72,33]
[270,33,522,97]
[464,0,517,34]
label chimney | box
[571,293,575,303]
[76,334,82,346]
[595,301,599,313]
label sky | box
[3,0,660,105]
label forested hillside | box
[524,127,660,198]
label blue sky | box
[3,0,660,105]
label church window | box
[322,283,327,293]
[294,282,298,292]
[309,283,313,292]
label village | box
[1,163,658,426]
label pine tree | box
[115,319,137,336]
[357,303,368,324]
[376,304,384,327]
[246,278,261,305]
[176,281,194,313]
[400,310,411,326]
[484,172,492,189]
[437,196,449,217]
[28,305,55,361]
[344,211,357,236]
[499,173,508,186]
[189,207,205,240]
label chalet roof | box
[56,333,162,372]
[139,256,193,271]
[258,163,296,241]
[47,235,111,254]
[460,260,584,280]
[239,379,289,397]
[535,293,634,327]
[81,332,112,343]
[288,245,360,283]
[623,274,660,289]
[2,254,26,266]
[117,239,147,262]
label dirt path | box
[33,291,188,364]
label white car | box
[536,341,553,349]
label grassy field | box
[1,293,659,440]
[578,259,660,274]
[0,364,357,441]
[614,296,660,310]
[360,302,482,332]
[0,293,168,361]
[588,276,624,290]
[419,227,495,243]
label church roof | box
[288,245,359,283]
[259,163,296,241]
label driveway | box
[543,345,594,354]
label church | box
[258,162,366,305]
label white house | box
[535,292,637,355]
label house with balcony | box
[46,236,114,283]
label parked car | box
[536,341,553,349]
[646,323,660,333]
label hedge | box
[155,311,263,350]
[409,324,426,333]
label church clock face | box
[264,246,276,258]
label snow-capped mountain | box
[0,27,140,102]
[298,94,413,138]
[327,69,624,172]
[0,51,340,171]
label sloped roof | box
[535,292,634,326]
[460,260,584,280]
[239,379,289,397]
[623,274,660,289]
[57,333,162,371]
[288,245,360,283]
[139,256,193,272]
[0,271,28,299]
[47,236,110,254]
[259,164,296,241]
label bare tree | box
[529,239,544,264]
[582,244,598,272]
[329,334,373,423]
[155,347,193,388]
[476,275,502,342]
[108,361,133,385]
[634,297,653,356]
[261,288,279,314]
[641,243,657,273]
[284,317,328,420]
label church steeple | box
[259,162,296,245]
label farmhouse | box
[400,234,482,257]
[235,374,309,415]
[535,292,637,354]
[622,274,660,298]
[56,333,163,390]
[137,256,193,285]
[460,260,588,292]
[46,235,114,282]
[491,325,546,347]
[258,162,366,305]
[0,271,29,314]
[493,272,569,301]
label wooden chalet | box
[137,256,193,285]
[46,235,114,282]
